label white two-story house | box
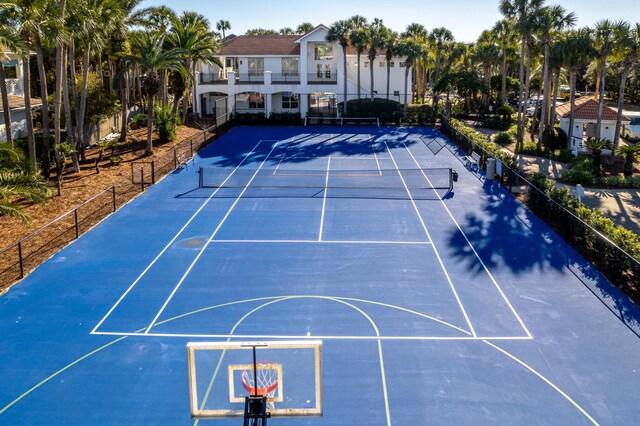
[1,50,41,140]
[194,25,412,120]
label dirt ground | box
[0,125,204,249]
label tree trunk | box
[523,45,533,141]
[78,45,91,159]
[538,41,550,145]
[63,45,78,173]
[23,55,36,170]
[35,40,51,178]
[356,52,361,99]
[500,45,507,106]
[146,93,155,155]
[594,60,601,100]
[343,47,348,115]
[403,64,410,114]
[368,52,375,99]
[516,35,526,146]
[119,69,128,142]
[54,44,64,196]
[613,62,631,149]
[0,63,13,146]
[550,69,560,129]
[568,70,578,152]
[596,60,606,140]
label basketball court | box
[1,126,640,424]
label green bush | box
[405,104,434,124]
[445,118,518,169]
[562,156,596,185]
[527,172,640,301]
[481,118,511,130]
[132,113,148,127]
[267,112,302,125]
[339,98,402,119]
[598,175,640,188]
[232,112,266,125]
[153,105,178,143]
[494,132,513,145]
[541,127,567,152]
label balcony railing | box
[199,73,229,85]
[6,78,22,95]
[237,73,264,84]
[307,72,337,84]
[271,72,301,84]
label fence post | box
[74,209,79,239]
[18,242,24,278]
[131,163,134,183]
[112,186,116,211]
[190,140,194,157]
[151,161,156,184]
[174,150,178,168]
[141,168,144,191]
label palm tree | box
[404,23,429,102]
[326,19,353,115]
[617,144,639,177]
[121,31,187,155]
[559,29,593,150]
[279,27,294,35]
[166,11,222,123]
[383,30,398,99]
[472,34,500,107]
[535,5,576,143]
[396,37,424,111]
[0,26,26,147]
[429,27,454,113]
[584,137,610,177]
[613,23,640,149]
[592,19,628,140]
[296,22,314,34]
[499,0,546,144]
[364,18,387,100]
[0,143,50,222]
[491,19,516,105]
[348,15,368,99]
[216,19,230,39]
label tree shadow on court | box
[447,179,640,336]
[200,128,419,168]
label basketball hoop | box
[241,361,279,398]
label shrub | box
[494,132,513,145]
[132,113,148,127]
[153,105,178,143]
[340,98,402,119]
[405,104,434,124]
[562,156,596,185]
[599,175,640,188]
[267,112,302,125]
[481,118,510,130]
[541,127,567,152]
[444,118,518,169]
[496,104,514,121]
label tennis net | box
[198,167,454,191]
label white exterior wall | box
[194,27,413,118]
[560,117,621,155]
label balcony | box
[271,72,301,84]
[199,73,229,85]
[6,78,22,96]
[307,72,337,84]
[237,73,264,84]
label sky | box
[140,0,640,43]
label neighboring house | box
[0,94,42,141]
[557,97,630,155]
[195,25,412,119]
[1,51,26,97]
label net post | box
[74,209,79,239]
[151,161,156,184]
[198,167,203,188]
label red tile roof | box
[556,96,628,121]
[218,35,301,56]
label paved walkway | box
[466,122,640,236]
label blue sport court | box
[1,126,640,424]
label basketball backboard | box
[186,340,322,419]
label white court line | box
[384,140,477,338]
[90,140,265,334]
[93,331,533,340]
[207,239,432,245]
[402,141,533,339]
[369,134,383,174]
[319,157,331,242]
[143,142,281,334]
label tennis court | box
[1,125,640,424]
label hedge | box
[445,118,518,169]
[528,173,640,302]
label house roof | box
[556,96,629,122]
[218,35,301,56]
[0,94,42,112]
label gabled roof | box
[0,94,42,113]
[557,96,628,122]
[218,35,301,56]
[294,24,329,42]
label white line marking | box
[143,142,281,334]
[483,340,599,425]
[384,140,478,338]
[319,157,330,242]
[403,141,533,338]
[207,239,432,245]
[370,134,382,174]
[91,141,265,334]
[93,331,532,341]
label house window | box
[282,58,299,75]
[379,61,385,67]
[314,44,333,60]
[399,62,406,68]
[364,62,369,67]
[248,58,264,76]
[390,61,395,67]
[282,92,299,109]
[316,64,332,79]
[249,93,264,109]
